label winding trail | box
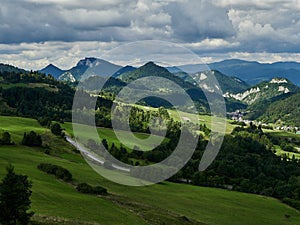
[65,136,130,172]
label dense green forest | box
[259,92,300,126]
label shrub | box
[37,117,51,127]
[76,183,107,195]
[22,131,42,147]
[55,167,72,181]
[0,132,13,145]
[37,163,72,182]
[50,123,63,136]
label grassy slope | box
[274,145,300,160]
[0,116,299,225]
[0,146,146,225]
[134,104,236,134]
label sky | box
[1,0,300,70]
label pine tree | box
[0,165,34,225]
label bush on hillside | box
[37,163,72,182]
[22,131,42,147]
[50,123,63,136]
[76,183,107,195]
[0,131,13,145]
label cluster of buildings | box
[227,110,247,122]
[228,110,300,134]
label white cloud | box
[184,38,239,50]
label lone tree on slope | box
[0,165,34,225]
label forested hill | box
[0,63,26,74]
[0,70,75,121]
[259,92,300,126]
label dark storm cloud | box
[0,0,71,43]
[0,0,133,43]
[0,0,236,44]
[165,0,236,42]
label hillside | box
[0,70,74,120]
[246,93,293,120]
[118,62,192,87]
[224,78,300,105]
[0,63,27,74]
[0,116,299,225]
[80,76,126,93]
[259,92,300,126]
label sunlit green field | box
[62,122,167,151]
[274,145,300,160]
[0,116,299,225]
[134,104,236,134]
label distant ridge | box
[40,64,65,79]
[209,59,300,86]
[173,59,300,86]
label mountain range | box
[40,58,300,87]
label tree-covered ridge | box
[118,62,196,89]
[0,63,26,74]
[0,70,74,121]
[259,92,300,127]
[245,92,293,120]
